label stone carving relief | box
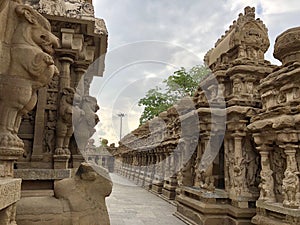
[55,87,84,155]
[47,74,59,90]
[74,95,99,152]
[259,168,275,202]
[232,156,246,195]
[44,110,56,153]
[0,204,17,225]
[232,77,243,96]
[0,2,59,154]
[94,18,108,35]
[26,0,95,19]
[244,138,259,189]
[282,168,299,208]
[270,148,286,199]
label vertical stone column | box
[31,87,47,167]
[169,152,176,177]
[159,152,165,181]
[59,56,74,91]
[53,55,74,169]
[224,135,234,193]
[164,151,170,179]
[151,153,155,175]
[280,144,299,208]
[257,144,275,202]
[202,136,213,178]
[231,132,247,197]
[72,63,89,167]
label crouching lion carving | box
[16,163,113,225]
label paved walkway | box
[106,173,186,225]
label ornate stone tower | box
[249,26,300,225]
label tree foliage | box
[138,65,210,125]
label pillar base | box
[53,155,70,169]
[252,200,300,225]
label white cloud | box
[92,1,300,145]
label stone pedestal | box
[151,176,164,194]
[53,155,70,169]
[252,201,300,225]
[175,187,255,225]
[162,176,178,200]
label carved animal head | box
[75,162,112,197]
[82,95,99,112]
[61,87,75,104]
[14,5,59,54]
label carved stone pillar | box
[53,55,75,169]
[151,153,156,176]
[279,144,299,208]
[257,144,275,202]
[30,87,47,167]
[59,56,74,91]
[169,152,176,177]
[224,136,232,192]
[201,136,213,178]
[74,63,88,99]
[164,152,170,179]
[231,132,247,197]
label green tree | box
[138,87,173,125]
[138,65,210,125]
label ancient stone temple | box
[111,6,300,225]
[248,26,300,225]
[0,0,111,224]
[14,0,107,186]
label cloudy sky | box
[89,0,300,145]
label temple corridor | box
[107,173,186,225]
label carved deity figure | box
[282,168,300,208]
[55,87,84,155]
[259,169,275,202]
[244,141,259,188]
[0,2,59,151]
[45,110,56,153]
[232,78,243,95]
[233,157,246,195]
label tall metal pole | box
[117,113,125,140]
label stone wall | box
[111,7,300,225]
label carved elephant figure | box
[0,3,59,150]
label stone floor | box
[106,173,186,225]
